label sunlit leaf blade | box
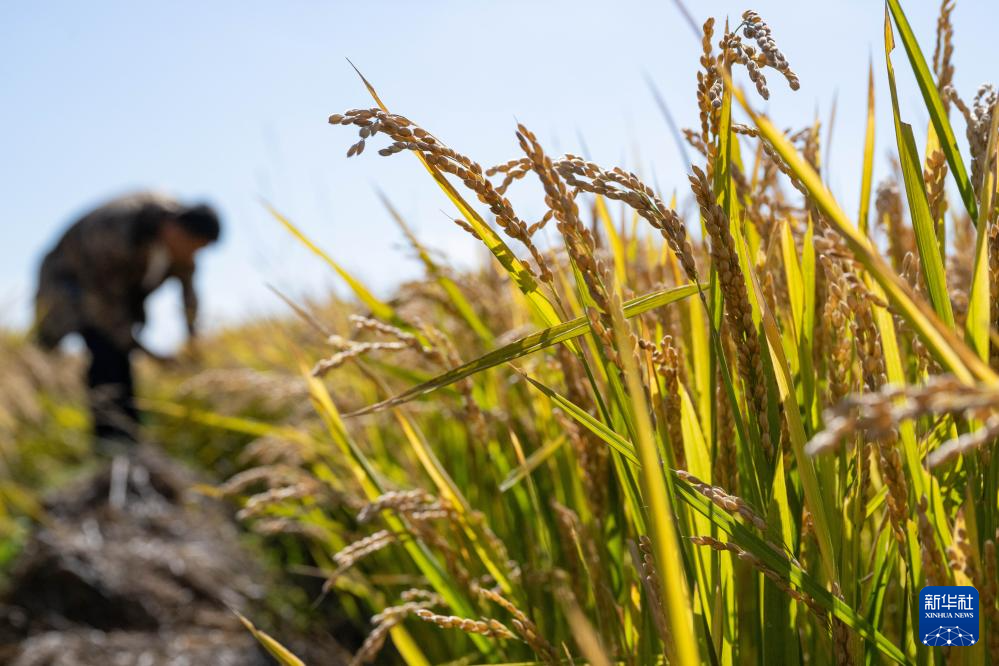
[345,283,700,417]
[780,220,804,344]
[518,374,638,465]
[377,190,494,344]
[594,195,627,285]
[303,369,492,653]
[234,611,307,666]
[390,405,515,593]
[858,59,876,236]
[267,204,397,324]
[800,218,817,426]
[541,382,905,663]
[139,399,315,446]
[729,82,996,386]
[608,287,699,664]
[885,0,978,223]
[388,629,434,666]
[498,435,566,492]
[741,235,838,584]
[883,18,954,327]
[967,86,999,361]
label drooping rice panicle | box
[690,165,772,458]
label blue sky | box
[1,1,995,350]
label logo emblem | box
[919,586,978,646]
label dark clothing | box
[81,327,138,442]
[35,192,199,353]
[35,193,204,443]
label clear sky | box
[2,1,995,351]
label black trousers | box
[80,328,138,442]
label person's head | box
[161,204,221,263]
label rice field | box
[4,2,999,665]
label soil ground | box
[0,444,347,666]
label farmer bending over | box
[35,193,221,445]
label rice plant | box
[0,333,88,544]
[149,3,999,664]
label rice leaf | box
[267,204,398,325]
[800,218,818,427]
[780,220,804,344]
[607,287,699,664]
[730,83,996,386]
[885,0,978,223]
[345,283,700,417]
[518,374,638,465]
[883,15,954,327]
[139,399,316,446]
[390,405,514,592]
[967,87,999,360]
[478,371,905,663]
[595,194,627,285]
[740,235,838,584]
[858,59,876,236]
[302,370,488,649]
[672,484,906,663]
[234,611,307,666]
[498,435,566,492]
[377,191,494,344]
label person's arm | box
[176,261,198,339]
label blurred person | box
[34,193,221,446]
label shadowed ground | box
[0,444,347,666]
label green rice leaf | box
[518,374,639,465]
[345,283,700,417]
[883,15,954,327]
[858,59,877,236]
[885,0,978,223]
[235,611,308,666]
[730,82,996,387]
[377,191,494,344]
[966,83,999,361]
[498,435,566,492]
[267,204,398,324]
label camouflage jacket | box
[35,192,199,352]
